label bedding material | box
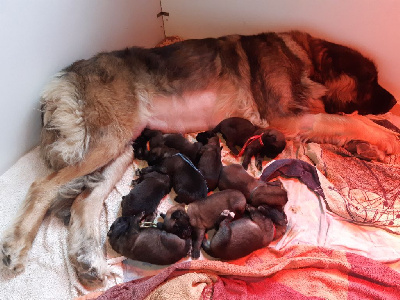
[1,115,400,299]
[97,245,400,300]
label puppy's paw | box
[191,248,201,259]
[1,233,28,274]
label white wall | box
[161,0,400,106]
[0,0,164,175]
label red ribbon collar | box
[237,133,264,157]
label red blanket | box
[96,245,400,300]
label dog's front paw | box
[69,241,109,287]
[1,233,28,274]
[344,140,384,161]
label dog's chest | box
[147,91,228,133]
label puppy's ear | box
[171,210,186,220]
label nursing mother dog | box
[1,30,398,286]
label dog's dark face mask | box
[318,41,397,115]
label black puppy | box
[240,128,286,170]
[121,171,171,217]
[202,208,275,260]
[197,118,286,170]
[134,128,202,164]
[205,117,259,154]
[159,189,247,258]
[256,204,288,239]
[108,213,191,265]
[218,164,288,208]
[196,135,223,191]
[141,153,208,204]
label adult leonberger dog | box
[1,30,399,285]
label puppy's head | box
[159,206,192,239]
[316,40,396,114]
[250,181,288,207]
[196,130,216,145]
[107,214,143,239]
[260,129,286,158]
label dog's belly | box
[147,91,227,133]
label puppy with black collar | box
[159,189,247,259]
[141,152,208,204]
[108,213,191,265]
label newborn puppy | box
[218,164,288,208]
[108,213,191,265]
[121,171,171,217]
[196,136,223,191]
[162,133,203,163]
[138,128,202,164]
[241,128,286,170]
[202,208,275,260]
[142,153,208,204]
[208,117,259,154]
[159,189,247,258]
[256,204,288,239]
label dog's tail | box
[40,71,89,170]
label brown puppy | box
[121,171,171,217]
[196,135,223,191]
[108,213,191,265]
[202,208,275,260]
[240,128,286,170]
[218,164,288,208]
[159,189,247,258]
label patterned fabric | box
[96,245,400,300]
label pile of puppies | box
[107,117,288,264]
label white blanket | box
[1,142,400,299]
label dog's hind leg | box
[68,146,133,287]
[0,143,126,276]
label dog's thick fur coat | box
[1,30,399,286]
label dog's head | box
[312,39,396,115]
[260,129,286,158]
[158,206,192,239]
